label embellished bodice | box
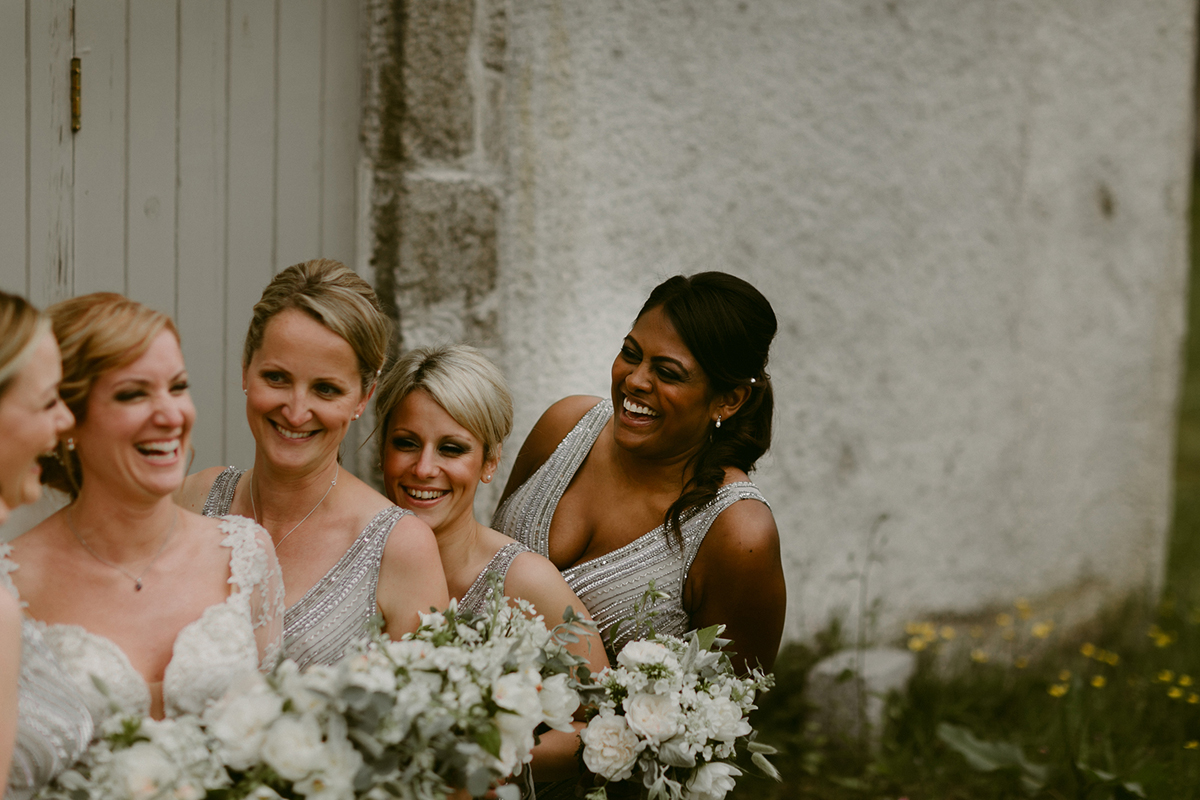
[1,549,93,800]
[457,541,531,616]
[1,516,283,735]
[492,400,769,658]
[203,467,409,669]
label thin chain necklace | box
[250,463,339,550]
[66,505,178,592]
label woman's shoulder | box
[698,489,779,567]
[502,395,606,496]
[180,465,237,513]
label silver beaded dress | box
[457,541,531,615]
[1,547,93,800]
[203,467,412,670]
[491,399,770,660]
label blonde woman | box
[183,260,448,669]
[0,291,90,800]
[7,293,284,726]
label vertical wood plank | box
[73,0,129,297]
[26,0,74,308]
[126,0,178,315]
[275,0,323,270]
[177,0,229,471]
[320,0,360,266]
[0,0,29,295]
[226,0,278,468]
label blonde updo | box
[40,293,178,498]
[0,291,50,400]
[243,259,391,395]
[374,344,513,465]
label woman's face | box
[73,329,194,502]
[610,305,721,460]
[382,389,496,537]
[244,308,367,474]
[0,331,74,509]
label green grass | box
[729,171,1200,800]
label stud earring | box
[66,438,75,451]
[483,474,493,483]
[242,388,247,395]
[353,413,360,420]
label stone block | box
[482,0,507,72]
[805,648,917,751]
[403,0,474,162]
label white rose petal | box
[705,697,750,743]
[112,742,180,800]
[260,714,327,781]
[204,674,284,770]
[580,712,641,782]
[624,692,682,744]
[683,762,742,800]
[539,674,580,733]
[617,640,678,672]
[493,669,543,719]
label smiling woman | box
[5,292,285,734]
[182,259,449,669]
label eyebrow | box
[625,335,691,377]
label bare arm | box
[685,499,785,674]
[377,514,451,637]
[498,396,604,505]
[0,592,22,794]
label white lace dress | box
[2,516,285,727]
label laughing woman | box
[0,292,90,800]
[183,259,448,669]
[5,293,285,730]
[494,272,786,675]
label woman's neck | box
[431,511,485,595]
[67,486,178,557]
[248,454,341,521]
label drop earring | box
[66,438,76,451]
[715,415,722,429]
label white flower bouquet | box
[577,626,778,800]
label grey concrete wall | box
[490,1,1196,642]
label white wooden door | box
[0,0,363,474]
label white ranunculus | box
[260,714,327,781]
[112,742,180,800]
[705,696,750,742]
[617,640,678,673]
[683,762,742,800]
[580,712,641,782]
[204,674,284,770]
[539,673,580,732]
[624,692,682,744]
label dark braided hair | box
[639,272,777,539]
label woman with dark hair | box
[494,272,785,675]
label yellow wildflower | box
[907,636,927,652]
[1079,643,1096,658]
[940,626,957,640]
[1048,684,1068,697]
[1169,687,1184,699]
[1031,621,1054,639]
[970,649,988,664]
[969,626,984,639]
[1188,741,1200,750]
[1181,675,1194,687]
[1015,598,1033,621]
[1091,675,1106,688]
[1157,670,1176,683]
[996,613,1014,627]
[905,622,923,635]
[1058,669,1071,682]
[1102,651,1119,666]
[1015,657,1029,669]
[1190,694,1200,705]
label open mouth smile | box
[622,397,660,419]
[135,438,181,463]
[270,420,318,440]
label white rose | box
[495,707,539,773]
[112,742,180,800]
[493,669,543,719]
[204,674,284,770]
[617,640,678,673]
[624,692,682,744]
[260,714,327,781]
[580,712,641,782]
[539,673,580,733]
[294,719,362,800]
[704,697,750,742]
[683,762,742,800]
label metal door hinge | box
[70,57,81,132]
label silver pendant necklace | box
[250,463,339,550]
[67,506,178,591]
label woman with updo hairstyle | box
[495,271,785,675]
[183,259,448,669]
[0,291,90,800]
[7,292,285,732]
[376,344,608,785]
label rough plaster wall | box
[498,1,1196,642]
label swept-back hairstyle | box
[243,259,391,394]
[39,293,178,498]
[0,291,49,400]
[375,344,513,465]
[638,272,777,537]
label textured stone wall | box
[367,1,1197,644]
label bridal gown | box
[491,399,770,659]
[203,467,411,669]
[2,516,285,730]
